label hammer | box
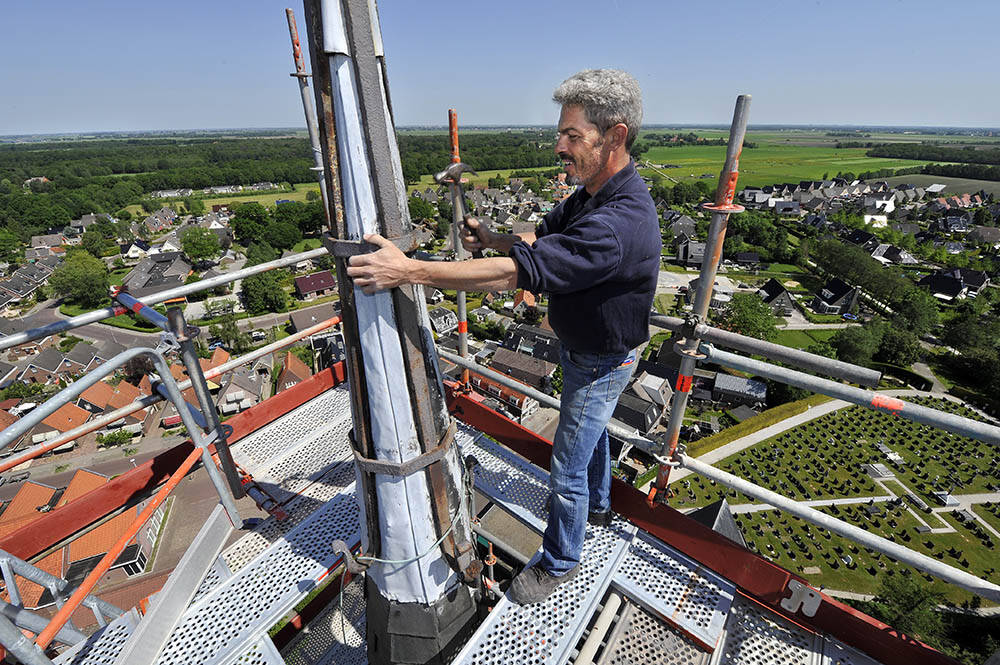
[434,109,482,259]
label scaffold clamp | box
[350,422,456,478]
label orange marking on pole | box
[448,109,460,164]
[35,447,204,649]
[870,394,904,415]
[456,320,467,334]
[675,374,693,393]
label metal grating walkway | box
[49,391,887,665]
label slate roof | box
[714,373,767,401]
[289,303,338,332]
[814,278,856,307]
[294,270,336,295]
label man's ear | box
[610,123,629,150]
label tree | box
[264,221,302,250]
[181,227,221,261]
[714,293,779,341]
[241,271,287,314]
[875,327,921,366]
[437,199,453,222]
[81,229,110,257]
[209,314,251,354]
[245,241,279,267]
[831,324,883,366]
[868,574,946,647]
[49,250,109,308]
[230,202,269,244]
[408,196,435,221]
[894,289,939,336]
[0,229,20,262]
[306,189,320,201]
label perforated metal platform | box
[51,389,888,665]
[598,601,709,665]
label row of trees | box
[398,132,554,184]
[867,143,1000,166]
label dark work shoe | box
[509,564,580,605]
[588,510,612,527]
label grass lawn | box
[654,293,675,314]
[290,237,323,253]
[198,183,321,210]
[638,144,940,189]
[773,328,837,350]
[60,302,161,332]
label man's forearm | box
[410,256,519,292]
[487,230,536,253]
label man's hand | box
[461,216,491,253]
[346,234,414,295]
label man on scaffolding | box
[348,69,661,604]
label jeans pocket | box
[565,349,599,373]
[605,352,637,402]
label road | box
[14,300,158,349]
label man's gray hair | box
[553,69,643,150]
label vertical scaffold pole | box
[651,95,751,502]
[449,109,471,386]
[286,7,330,221]
[303,1,481,663]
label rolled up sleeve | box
[510,214,622,295]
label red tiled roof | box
[0,409,16,430]
[107,381,144,411]
[277,351,312,391]
[41,403,92,433]
[69,508,138,563]
[513,289,536,308]
[79,381,115,410]
[0,482,55,524]
[210,347,230,367]
[0,398,20,410]
[58,469,108,507]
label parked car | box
[208,341,228,351]
[842,313,858,321]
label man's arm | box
[463,217,535,254]
[348,234,518,295]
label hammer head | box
[434,162,477,184]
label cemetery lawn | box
[671,396,1000,605]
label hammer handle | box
[449,109,460,164]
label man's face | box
[555,105,609,189]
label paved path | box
[779,322,858,330]
[911,361,946,393]
[729,494,895,514]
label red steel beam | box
[0,366,345,562]
[444,383,958,665]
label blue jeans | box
[539,347,637,575]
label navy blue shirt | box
[509,162,661,354]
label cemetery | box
[669,396,1000,605]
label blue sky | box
[2,0,998,134]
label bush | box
[97,429,134,448]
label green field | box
[643,128,1000,148]
[638,144,939,189]
[407,166,558,193]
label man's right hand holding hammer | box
[460,216,536,255]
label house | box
[734,252,760,268]
[629,371,671,407]
[756,278,795,317]
[0,275,38,302]
[919,272,965,301]
[120,240,151,261]
[33,403,92,443]
[30,234,65,249]
[425,288,444,305]
[0,470,166,609]
[687,277,733,310]
[280,249,314,273]
[490,347,556,392]
[871,244,918,265]
[121,252,192,301]
[428,307,458,335]
[843,229,879,252]
[713,373,767,406]
[294,270,337,300]
[468,372,538,423]
[677,239,705,267]
[18,348,86,384]
[666,215,697,244]
[773,201,801,216]
[276,350,312,393]
[970,225,1000,247]
[216,358,271,416]
[511,290,537,316]
[811,278,857,315]
[289,302,339,333]
[501,324,561,364]
[612,392,662,435]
